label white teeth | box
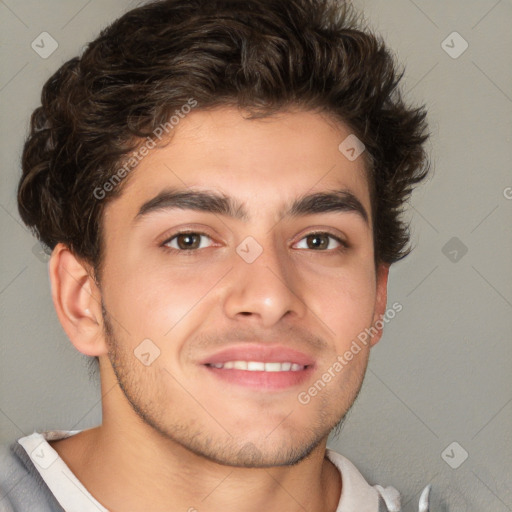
[247,361,265,371]
[264,362,282,372]
[208,361,306,372]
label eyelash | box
[160,230,349,254]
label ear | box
[369,263,390,347]
[48,243,108,356]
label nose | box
[222,236,307,328]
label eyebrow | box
[134,188,369,225]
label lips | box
[199,345,316,390]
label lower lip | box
[203,365,314,390]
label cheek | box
[310,265,376,349]
[101,257,229,343]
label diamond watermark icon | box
[442,237,468,263]
[236,236,263,264]
[31,442,58,469]
[338,134,365,161]
[31,32,58,59]
[441,32,468,59]
[441,441,468,469]
[238,442,263,464]
[134,338,161,366]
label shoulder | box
[0,441,26,511]
[0,438,64,512]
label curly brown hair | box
[18,0,430,278]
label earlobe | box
[369,263,390,347]
[49,243,108,357]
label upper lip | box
[200,344,316,367]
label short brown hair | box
[18,0,430,277]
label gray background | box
[1,1,511,510]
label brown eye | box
[163,232,213,251]
[295,232,345,251]
[176,233,201,249]
[306,234,330,250]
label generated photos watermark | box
[297,301,403,405]
[93,98,198,200]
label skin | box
[48,107,389,512]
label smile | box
[206,361,308,371]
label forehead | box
[105,107,372,225]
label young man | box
[1,0,432,510]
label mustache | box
[186,324,328,354]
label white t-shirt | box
[13,430,416,512]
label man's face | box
[99,107,387,467]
